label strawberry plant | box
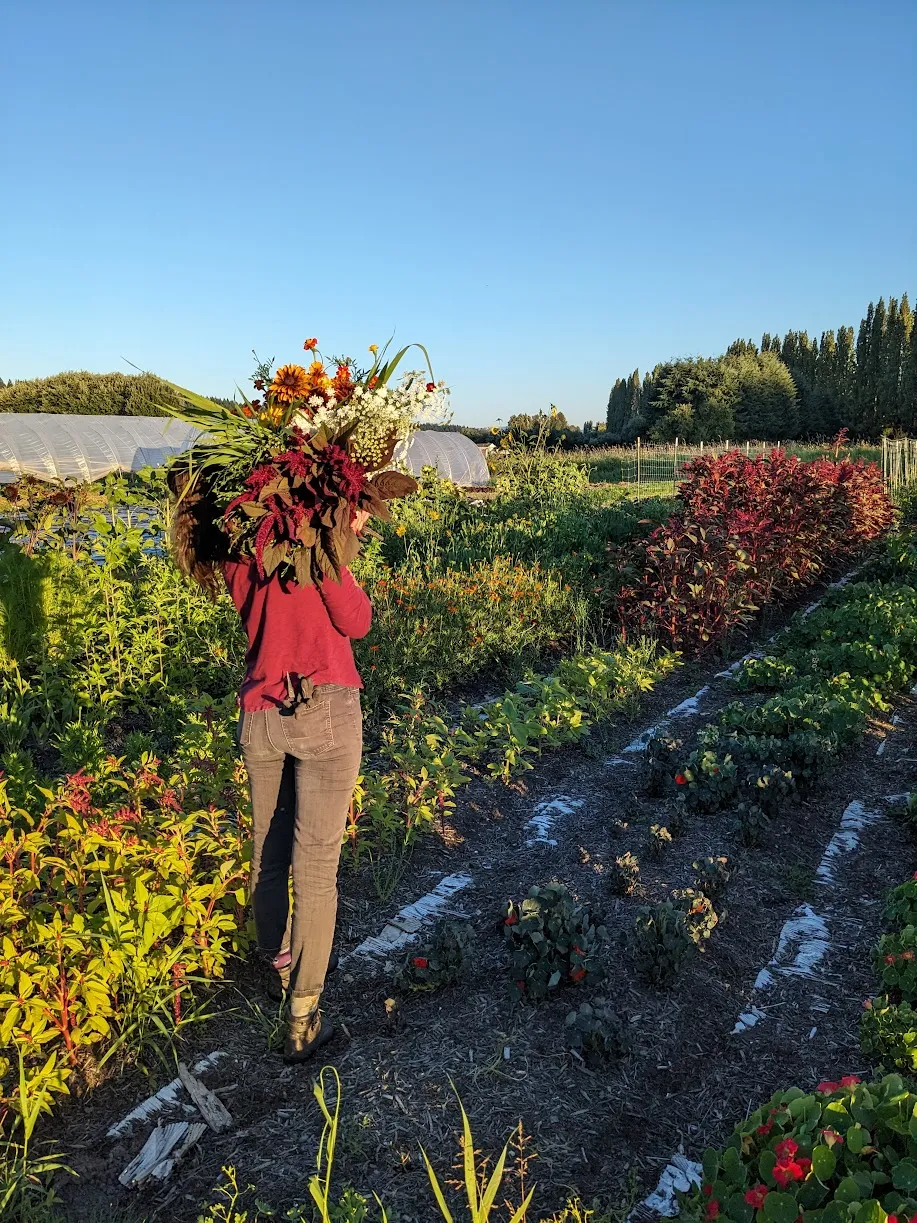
[611,852,640,897]
[628,900,695,986]
[874,927,917,1000]
[394,919,475,993]
[679,1075,917,1223]
[861,997,917,1072]
[504,883,606,1002]
[564,1000,629,1064]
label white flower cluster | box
[297,371,451,470]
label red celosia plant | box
[615,449,895,651]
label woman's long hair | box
[166,460,229,600]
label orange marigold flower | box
[270,363,311,404]
[303,338,318,350]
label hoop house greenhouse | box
[0,415,491,487]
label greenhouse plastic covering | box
[393,430,490,486]
[0,414,491,487]
[0,414,203,482]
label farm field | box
[4,445,917,1222]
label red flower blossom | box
[756,1122,772,1136]
[745,1186,768,1210]
[254,378,265,390]
[705,1200,720,1220]
[304,338,318,351]
[821,1128,843,1146]
[839,1075,861,1088]
[412,957,428,969]
[570,967,587,983]
[703,1185,713,1199]
[817,1080,839,1094]
[773,1160,807,1187]
[426,382,436,392]
[774,1138,799,1159]
[675,774,687,785]
[505,913,518,926]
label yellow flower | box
[429,510,439,521]
[270,364,310,404]
[490,426,500,435]
[395,524,407,536]
[369,344,379,354]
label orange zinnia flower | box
[270,364,310,404]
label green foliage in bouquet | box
[504,883,606,1002]
[162,341,447,586]
[679,1075,917,1223]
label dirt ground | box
[48,594,917,1222]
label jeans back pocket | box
[277,698,335,758]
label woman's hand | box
[352,509,372,536]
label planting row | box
[0,639,676,1123]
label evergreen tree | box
[730,352,798,440]
[900,306,917,433]
[835,325,857,422]
[627,369,642,427]
[605,377,628,438]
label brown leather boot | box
[284,995,334,1063]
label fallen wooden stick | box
[177,1062,233,1133]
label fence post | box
[636,436,642,488]
[673,437,679,494]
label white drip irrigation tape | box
[346,872,473,962]
[107,1051,228,1139]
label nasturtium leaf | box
[812,1146,837,1183]
[727,1192,754,1223]
[819,1202,847,1223]
[892,1160,917,1192]
[759,1151,777,1184]
[763,1191,799,1223]
[857,1200,885,1223]
[847,1127,870,1155]
[834,1177,862,1204]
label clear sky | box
[3,0,916,427]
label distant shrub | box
[0,371,182,416]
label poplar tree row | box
[606,295,917,442]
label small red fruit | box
[412,957,428,969]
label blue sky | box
[3,0,915,426]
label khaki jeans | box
[238,684,363,998]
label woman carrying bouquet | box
[168,470,373,1061]
[164,345,443,1061]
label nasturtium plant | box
[679,1076,917,1223]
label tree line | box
[606,294,917,443]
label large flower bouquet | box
[166,338,449,586]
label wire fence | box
[881,438,917,494]
[567,438,907,497]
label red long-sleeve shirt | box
[222,559,373,711]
